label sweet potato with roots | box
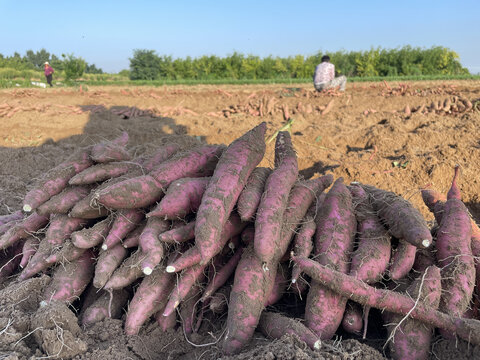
[258,311,321,350]
[435,166,475,334]
[124,265,176,335]
[194,123,266,265]
[122,222,145,248]
[101,209,144,250]
[0,210,24,226]
[71,216,113,249]
[93,144,226,209]
[361,184,432,249]
[222,244,277,354]
[348,184,391,284]
[36,185,91,216]
[90,131,131,163]
[19,214,88,280]
[139,216,170,275]
[342,301,364,335]
[200,246,244,302]
[41,249,95,305]
[254,131,298,267]
[103,249,147,290]
[388,239,416,281]
[0,212,49,250]
[305,177,356,339]
[146,177,210,219]
[291,254,480,346]
[236,167,272,221]
[291,206,316,285]
[20,236,40,268]
[81,289,129,327]
[158,220,195,244]
[23,147,93,212]
[166,213,246,272]
[383,266,442,360]
[276,175,333,264]
[162,262,207,317]
[93,243,128,289]
[69,162,140,185]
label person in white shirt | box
[313,55,347,92]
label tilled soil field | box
[0,81,479,360]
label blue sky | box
[1,0,479,73]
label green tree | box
[24,49,50,69]
[62,53,86,80]
[129,49,160,80]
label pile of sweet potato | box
[1,123,479,359]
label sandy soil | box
[0,81,479,359]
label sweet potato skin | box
[348,184,391,283]
[254,131,298,266]
[383,266,442,360]
[195,123,266,264]
[362,184,432,249]
[236,167,272,222]
[222,244,277,354]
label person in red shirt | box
[313,55,346,92]
[44,62,54,87]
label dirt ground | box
[0,81,479,359]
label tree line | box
[129,46,469,80]
[0,49,103,75]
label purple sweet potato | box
[291,254,480,346]
[23,147,93,212]
[19,214,88,280]
[362,184,432,249]
[69,162,139,185]
[122,221,146,248]
[81,289,129,327]
[222,244,277,354]
[93,243,128,289]
[195,123,266,265]
[264,263,288,306]
[71,216,113,249]
[93,144,226,209]
[20,236,40,269]
[342,301,363,335]
[124,265,175,335]
[179,281,203,335]
[36,185,91,215]
[388,239,416,281]
[167,213,246,271]
[0,241,23,282]
[158,220,195,244]
[102,209,144,250]
[200,246,244,302]
[41,249,95,305]
[435,166,475,329]
[68,189,109,219]
[254,131,298,267]
[0,210,24,227]
[383,266,442,360]
[139,216,170,274]
[258,311,321,350]
[276,175,333,263]
[236,167,272,221]
[90,131,131,163]
[146,177,210,219]
[0,212,49,250]
[103,249,147,290]
[348,184,391,284]
[305,177,356,339]
[291,206,316,285]
[162,262,207,317]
